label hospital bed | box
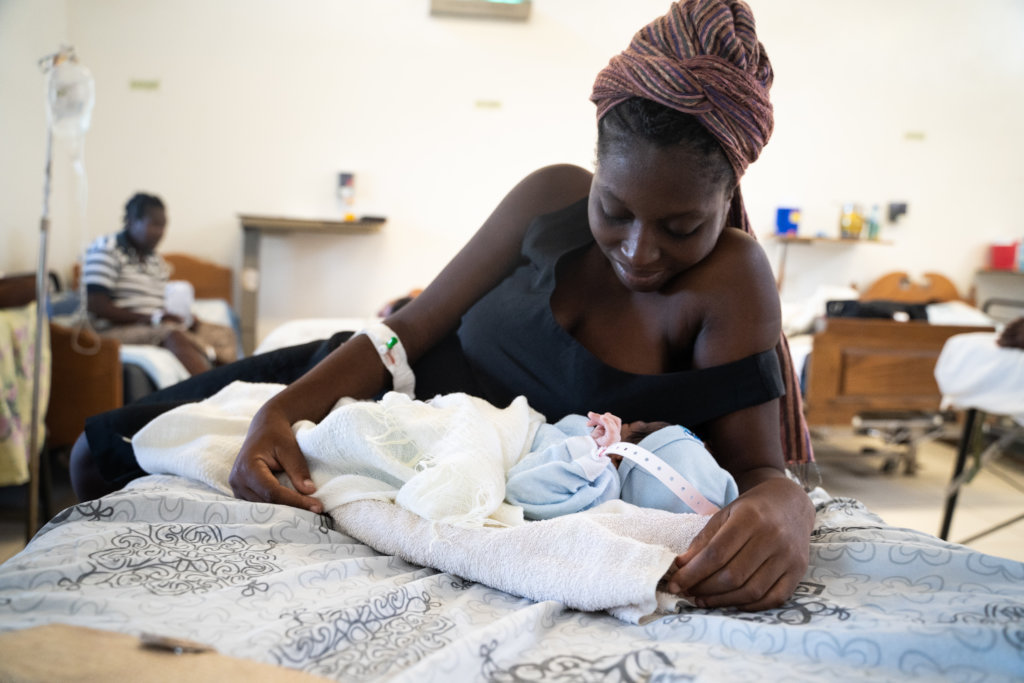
[2,307,1024,680]
[935,328,1024,545]
[800,272,996,473]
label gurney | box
[934,330,1024,542]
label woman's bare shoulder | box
[716,229,775,276]
[688,228,781,365]
[481,164,593,240]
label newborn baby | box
[505,411,738,520]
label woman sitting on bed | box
[83,192,238,375]
[71,0,815,612]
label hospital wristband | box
[357,323,415,398]
[603,442,721,515]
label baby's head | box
[621,420,673,444]
[618,422,740,515]
[601,420,673,468]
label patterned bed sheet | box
[1,475,1022,682]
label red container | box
[990,243,1019,270]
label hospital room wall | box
[1,1,1021,340]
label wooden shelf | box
[238,214,385,236]
[977,268,1024,276]
[771,235,892,246]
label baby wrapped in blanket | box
[134,383,735,526]
[133,384,718,620]
[507,411,738,520]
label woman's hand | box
[229,404,322,513]
[667,475,814,611]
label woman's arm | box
[229,164,595,510]
[665,230,815,610]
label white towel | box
[293,391,544,526]
[119,345,191,389]
[337,497,706,623]
[133,381,283,492]
[135,382,545,526]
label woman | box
[73,0,814,611]
[83,192,238,375]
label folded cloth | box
[119,344,191,389]
[134,383,545,527]
[925,300,995,328]
[295,390,544,527]
[132,381,282,492]
[337,497,707,623]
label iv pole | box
[26,83,55,541]
[27,46,93,538]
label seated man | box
[83,192,237,375]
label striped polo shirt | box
[83,231,169,315]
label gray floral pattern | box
[1,475,1022,682]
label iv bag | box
[47,59,95,139]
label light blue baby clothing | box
[505,415,738,520]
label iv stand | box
[26,123,53,540]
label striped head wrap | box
[591,0,814,469]
[591,0,773,184]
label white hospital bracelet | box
[357,323,415,397]
[603,442,721,515]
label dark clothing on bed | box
[86,198,784,490]
[87,333,349,487]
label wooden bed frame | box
[803,272,994,427]
[163,253,233,304]
[804,317,993,426]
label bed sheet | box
[256,317,371,354]
[935,331,1024,422]
[1,475,1022,682]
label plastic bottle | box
[840,204,863,239]
[867,205,881,241]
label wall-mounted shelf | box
[237,214,385,355]
[772,235,891,246]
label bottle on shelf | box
[839,203,864,239]
[867,205,881,241]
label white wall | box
[0,0,71,272]
[3,0,1022,342]
[751,0,1024,302]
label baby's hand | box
[586,411,622,448]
